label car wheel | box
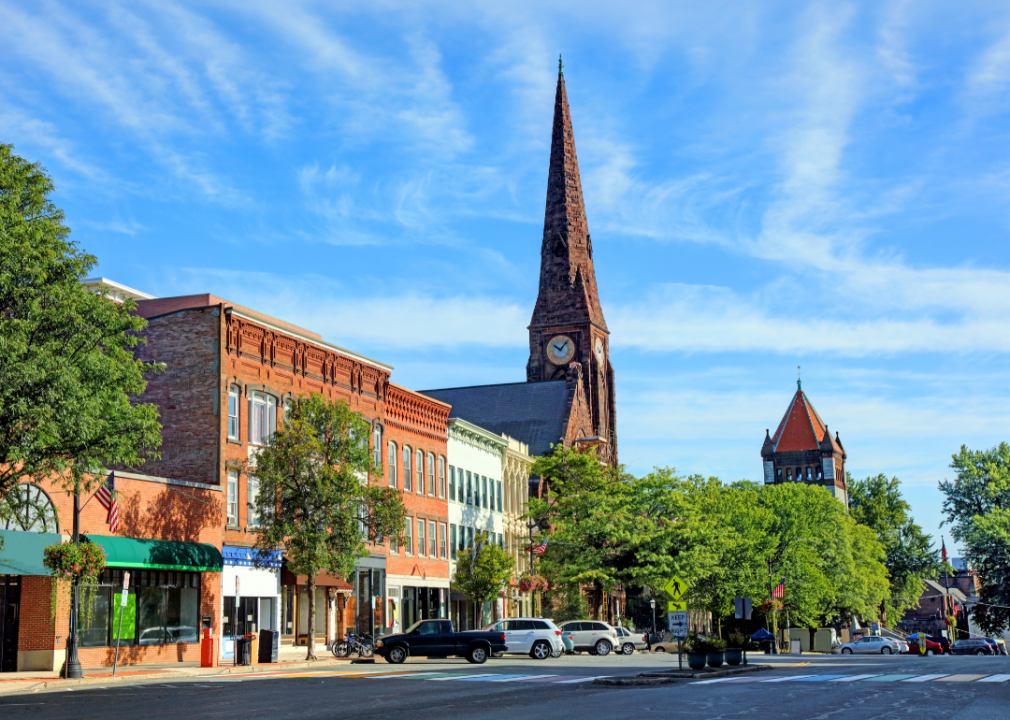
[492,652,505,658]
[654,646,666,653]
[881,647,892,655]
[926,649,935,656]
[468,645,489,664]
[595,640,612,656]
[551,648,562,658]
[530,641,552,660]
[841,648,853,655]
[386,646,407,664]
[976,650,985,656]
[622,643,635,655]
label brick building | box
[127,291,451,652]
[422,63,618,474]
[761,380,848,506]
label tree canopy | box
[0,144,162,505]
[250,393,406,659]
[451,531,514,624]
[939,443,1010,635]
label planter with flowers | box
[517,573,549,594]
[43,541,107,619]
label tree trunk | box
[306,576,317,661]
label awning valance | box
[0,529,64,575]
[222,546,282,568]
[85,535,222,572]
[280,563,352,591]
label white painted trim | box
[114,470,222,492]
[82,277,156,300]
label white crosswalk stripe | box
[554,676,609,684]
[901,674,950,682]
[829,674,881,682]
[976,674,1010,683]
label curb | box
[638,663,773,680]
[594,676,676,687]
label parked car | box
[561,630,576,654]
[375,619,508,664]
[991,638,1009,656]
[557,620,620,656]
[651,636,685,653]
[950,638,997,656]
[484,618,563,660]
[834,635,904,654]
[894,639,910,653]
[927,635,951,654]
[904,636,946,655]
[614,627,648,655]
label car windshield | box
[404,620,443,635]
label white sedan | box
[834,635,904,654]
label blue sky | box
[5,1,1010,552]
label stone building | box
[761,380,848,506]
[423,63,617,471]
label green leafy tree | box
[849,473,943,623]
[451,531,515,626]
[249,394,406,660]
[939,443,1010,635]
[0,143,162,508]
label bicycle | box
[332,632,374,658]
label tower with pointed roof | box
[526,59,618,465]
[761,380,848,505]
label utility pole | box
[62,485,83,679]
[766,558,778,655]
[526,518,537,617]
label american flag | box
[95,472,120,533]
[772,579,785,598]
[531,537,549,555]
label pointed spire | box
[530,62,607,331]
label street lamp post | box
[649,599,656,652]
[526,517,538,617]
[62,488,83,679]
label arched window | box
[437,457,446,499]
[388,441,397,488]
[403,446,412,492]
[427,453,435,497]
[2,483,59,532]
[416,449,424,494]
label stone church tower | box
[526,62,618,465]
[761,380,848,506]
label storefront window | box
[138,587,167,645]
[354,568,385,636]
[79,587,111,647]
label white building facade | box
[446,419,506,630]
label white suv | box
[558,620,620,656]
[485,618,563,660]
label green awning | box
[0,529,64,575]
[85,535,222,573]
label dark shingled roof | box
[419,381,570,458]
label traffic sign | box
[667,600,687,612]
[668,611,688,637]
[664,575,688,600]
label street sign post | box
[664,576,688,600]
[668,611,688,637]
[112,571,130,676]
[667,600,687,612]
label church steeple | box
[529,64,607,332]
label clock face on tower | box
[546,335,576,365]
[594,337,605,363]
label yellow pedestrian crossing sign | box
[667,600,687,612]
[664,576,688,600]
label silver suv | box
[484,618,563,659]
[557,620,620,656]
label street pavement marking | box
[977,674,1010,683]
[487,675,558,682]
[364,672,444,679]
[829,675,881,682]
[760,675,816,682]
[935,675,988,682]
[901,675,950,683]
[428,673,498,682]
[554,676,609,684]
[523,675,583,683]
[452,674,513,682]
[865,675,917,682]
[793,662,811,667]
[792,675,848,681]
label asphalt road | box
[2,652,1009,720]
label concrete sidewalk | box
[0,655,365,696]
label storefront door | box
[222,597,258,658]
[0,576,20,673]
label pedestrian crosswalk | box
[694,673,1010,685]
[208,669,608,686]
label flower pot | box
[686,651,708,670]
[725,648,743,666]
[706,650,725,668]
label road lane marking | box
[829,675,881,682]
[793,662,811,667]
[554,676,608,684]
[792,675,847,681]
[428,673,498,681]
[935,675,988,682]
[488,675,557,682]
[760,675,816,682]
[523,675,582,683]
[366,672,444,679]
[452,674,513,682]
[901,675,950,683]
[977,674,1010,683]
[865,675,917,682]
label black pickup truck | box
[375,619,507,664]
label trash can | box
[259,629,279,664]
[237,636,252,666]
